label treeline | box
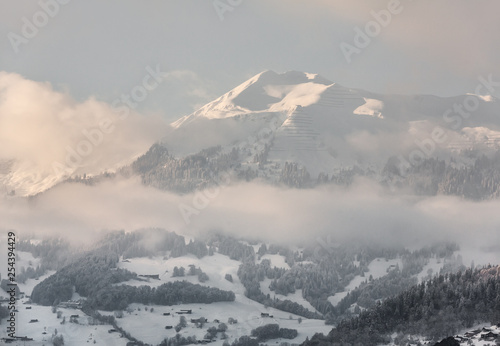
[17,237,75,273]
[259,243,400,319]
[237,260,322,319]
[281,150,500,198]
[383,152,500,200]
[262,242,462,323]
[251,324,298,341]
[97,229,208,259]
[30,235,234,311]
[209,234,255,262]
[31,249,136,306]
[305,265,500,346]
[280,162,311,188]
[330,244,464,323]
[64,136,500,200]
[132,143,240,193]
[87,281,235,311]
[81,306,145,345]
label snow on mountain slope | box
[0,302,128,345]
[163,70,500,179]
[172,70,332,127]
[163,71,500,178]
[5,70,500,196]
[114,253,330,345]
[327,258,402,307]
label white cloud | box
[0,72,168,195]
[164,70,216,107]
[2,176,499,265]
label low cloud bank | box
[1,177,499,265]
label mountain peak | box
[171,70,336,128]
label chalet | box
[464,329,481,337]
[163,312,171,316]
[213,319,220,323]
[58,300,83,309]
[108,329,118,333]
[70,314,79,318]
[15,336,33,341]
[26,306,31,309]
[165,326,173,329]
[261,313,273,318]
[191,317,208,323]
[29,319,38,323]
[481,331,498,341]
[139,274,160,280]
[177,309,192,314]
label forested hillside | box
[126,142,500,200]
[304,266,500,345]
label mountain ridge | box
[3,70,500,197]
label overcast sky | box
[1,0,499,123]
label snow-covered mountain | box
[4,70,500,197]
[162,70,500,179]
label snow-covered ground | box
[2,245,486,346]
[107,300,330,346]
[416,257,443,283]
[256,254,290,269]
[162,70,500,182]
[383,323,500,346]
[328,257,402,306]
[117,253,246,296]
[260,278,320,315]
[0,249,55,298]
[1,250,330,345]
[114,252,328,345]
[0,299,128,346]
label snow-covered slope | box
[5,70,500,196]
[162,70,500,179]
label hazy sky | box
[1,1,499,123]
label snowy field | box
[328,257,402,306]
[0,299,128,346]
[115,252,329,345]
